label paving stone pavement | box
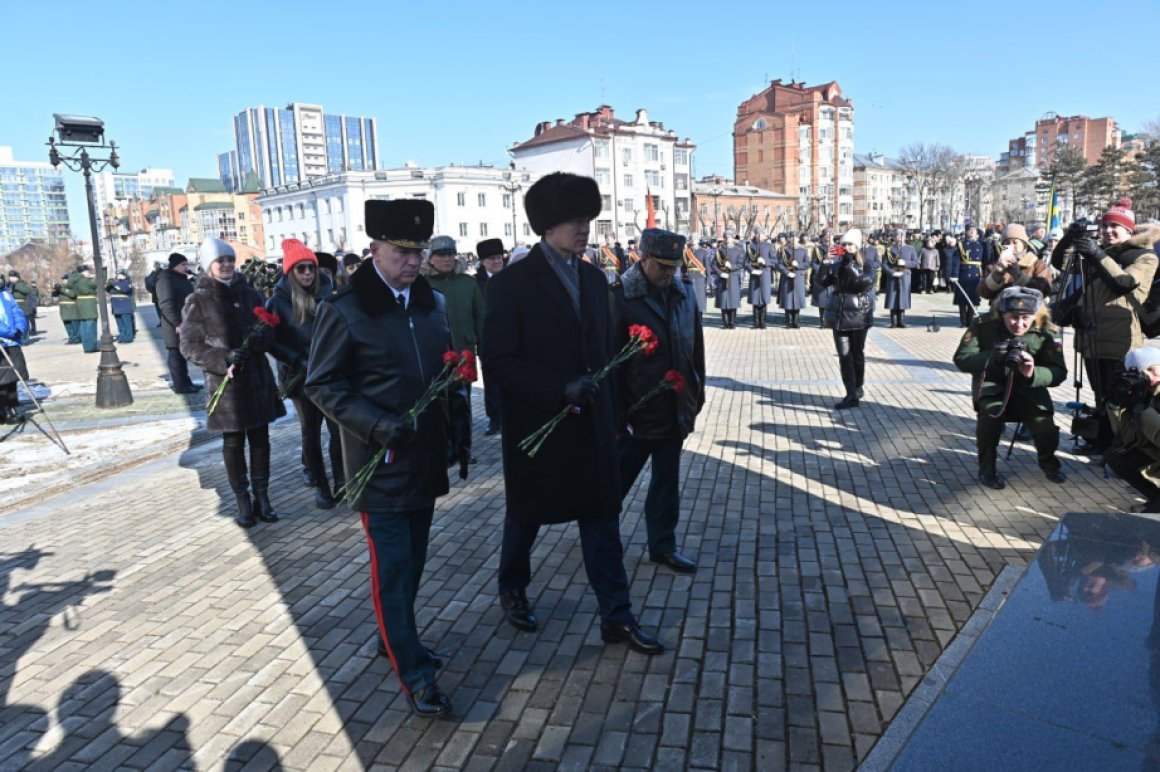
[0,295,1140,770]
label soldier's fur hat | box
[524,172,602,236]
[996,286,1042,314]
[638,228,686,266]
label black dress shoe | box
[314,487,336,509]
[1044,468,1067,484]
[376,639,443,669]
[484,419,500,436]
[407,683,451,717]
[468,451,478,465]
[651,551,697,574]
[834,396,860,410]
[600,621,664,655]
[499,590,537,632]
[855,387,864,400]
[978,472,1006,490]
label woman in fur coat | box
[180,238,286,528]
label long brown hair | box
[289,272,322,326]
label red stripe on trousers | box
[360,511,409,695]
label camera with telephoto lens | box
[1067,218,1100,240]
[1108,368,1155,410]
[995,338,1029,371]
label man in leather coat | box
[306,199,470,718]
[612,228,705,573]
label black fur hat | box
[314,251,338,274]
[523,172,602,236]
[476,238,505,260]
[365,199,434,248]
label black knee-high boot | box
[897,311,906,328]
[249,433,281,523]
[222,432,255,528]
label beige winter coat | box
[1077,224,1160,361]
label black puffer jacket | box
[179,274,286,432]
[611,264,705,440]
[819,253,878,331]
[305,262,470,513]
[265,274,334,398]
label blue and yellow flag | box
[1047,175,1062,230]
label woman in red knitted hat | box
[1068,198,1160,453]
[267,238,343,508]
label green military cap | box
[996,286,1043,314]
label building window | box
[480,223,488,236]
[674,148,689,166]
[523,223,531,236]
[502,193,511,208]
[276,207,283,222]
[457,192,466,206]
[622,148,632,165]
[602,194,612,211]
[504,223,513,237]
[623,174,633,189]
[327,228,334,244]
[478,193,486,206]
[594,139,610,159]
[645,170,660,188]
[595,169,610,187]
[644,144,659,162]
[597,220,612,236]
[675,174,688,191]
[297,203,305,219]
[459,222,468,237]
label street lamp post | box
[502,162,522,246]
[48,114,133,408]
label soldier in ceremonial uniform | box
[53,271,79,344]
[7,271,35,338]
[481,172,663,656]
[808,235,833,327]
[712,232,744,329]
[745,230,774,328]
[778,235,810,328]
[612,228,705,573]
[307,199,471,717]
[622,239,641,275]
[683,239,708,314]
[73,265,99,353]
[883,230,917,327]
[946,231,984,327]
[106,269,136,343]
[599,233,624,283]
[953,286,1067,490]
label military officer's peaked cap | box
[365,199,434,249]
[524,172,602,235]
[996,286,1043,314]
[639,228,687,266]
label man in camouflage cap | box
[953,286,1067,489]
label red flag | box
[646,187,656,228]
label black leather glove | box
[372,416,415,449]
[1073,236,1105,261]
[563,377,599,406]
[228,348,249,368]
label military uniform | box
[55,272,80,344]
[712,240,745,328]
[745,239,774,328]
[952,287,1067,487]
[73,271,99,352]
[683,244,708,314]
[106,274,136,343]
[7,273,35,337]
[777,242,810,327]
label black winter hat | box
[523,172,602,236]
[477,238,505,260]
[638,228,686,266]
[314,251,338,274]
[365,199,433,248]
[168,253,188,269]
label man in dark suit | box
[481,172,663,655]
[154,253,199,393]
[475,238,506,436]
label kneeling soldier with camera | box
[954,286,1067,489]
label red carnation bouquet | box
[207,306,280,416]
[627,368,687,416]
[339,349,477,503]
[519,324,657,458]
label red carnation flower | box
[663,369,686,394]
[443,350,460,365]
[253,307,280,328]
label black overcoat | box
[481,244,621,526]
[155,269,194,349]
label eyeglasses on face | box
[294,264,317,274]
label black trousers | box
[481,357,501,421]
[1084,357,1123,449]
[221,424,270,493]
[833,329,867,397]
[1106,447,1160,502]
[361,507,438,694]
[292,395,343,486]
[618,437,683,557]
[167,347,194,391]
[498,513,633,625]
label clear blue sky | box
[2,0,1155,238]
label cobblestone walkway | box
[0,298,1135,770]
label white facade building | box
[852,154,914,231]
[0,146,70,256]
[989,167,1043,225]
[510,106,695,240]
[257,165,543,257]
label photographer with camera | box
[1056,199,1159,454]
[954,286,1067,489]
[979,224,1052,302]
[1104,347,1160,511]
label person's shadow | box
[24,670,192,770]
